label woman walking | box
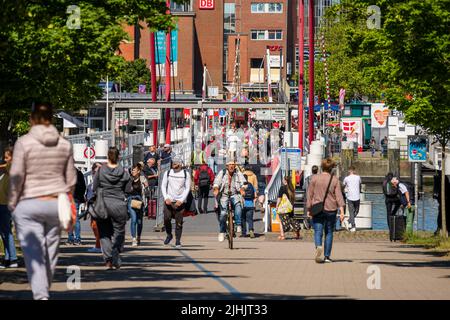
[276,176,301,240]
[126,164,147,246]
[0,147,18,268]
[85,162,102,253]
[306,158,345,263]
[93,147,129,270]
[8,102,77,300]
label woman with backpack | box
[126,163,148,247]
[276,176,302,240]
[194,160,215,214]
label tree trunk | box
[441,148,447,238]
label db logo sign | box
[199,0,214,9]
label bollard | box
[388,140,400,178]
[341,141,354,179]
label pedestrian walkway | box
[1,231,449,299]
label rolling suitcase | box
[389,214,406,242]
[148,199,157,219]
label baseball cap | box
[172,156,183,164]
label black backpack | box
[198,167,210,187]
[243,183,255,200]
[382,179,398,198]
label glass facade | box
[296,0,340,72]
[223,3,236,81]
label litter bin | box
[406,207,415,234]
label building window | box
[363,106,370,116]
[224,3,236,34]
[343,106,351,116]
[170,0,192,12]
[251,58,264,68]
[251,3,283,13]
[251,30,283,40]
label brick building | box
[117,1,335,99]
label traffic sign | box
[271,109,286,121]
[84,147,95,159]
[256,110,272,120]
[129,109,161,120]
[280,148,302,170]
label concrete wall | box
[339,159,412,179]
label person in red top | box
[194,161,215,214]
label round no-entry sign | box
[84,147,95,159]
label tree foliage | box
[0,0,176,112]
[114,58,152,93]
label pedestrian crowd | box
[1,106,448,301]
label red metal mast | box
[150,32,158,146]
[298,0,305,152]
[165,0,171,144]
[308,0,315,143]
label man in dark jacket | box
[67,168,87,245]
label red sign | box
[267,45,282,51]
[199,0,214,9]
[83,147,95,159]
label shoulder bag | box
[88,167,108,219]
[310,174,334,217]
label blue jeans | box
[241,207,254,235]
[218,195,242,233]
[68,201,81,242]
[313,212,337,258]
[127,195,143,239]
[0,205,18,261]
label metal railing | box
[263,161,282,233]
[65,131,112,145]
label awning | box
[57,112,87,128]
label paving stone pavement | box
[1,226,449,300]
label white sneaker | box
[237,226,242,233]
[8,262,18,268]
[132,238,138,247]
[350,228,356,232]
[218,233,225,242]
[343,220,350,231]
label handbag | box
[183,191,199,217]
[310,174,334,217]
[277,194,293,214]
[131,199,143,210]
[89,186,108,220]
[58,193,76,231]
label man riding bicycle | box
[213,160,246,242]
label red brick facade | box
[119,1,294,96]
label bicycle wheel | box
[228,212,234,249]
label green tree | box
[115,58,152,93]
[310,2,383,102]
[0,0,176,112]
[332,0,450,237]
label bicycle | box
[225,200,234,249]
